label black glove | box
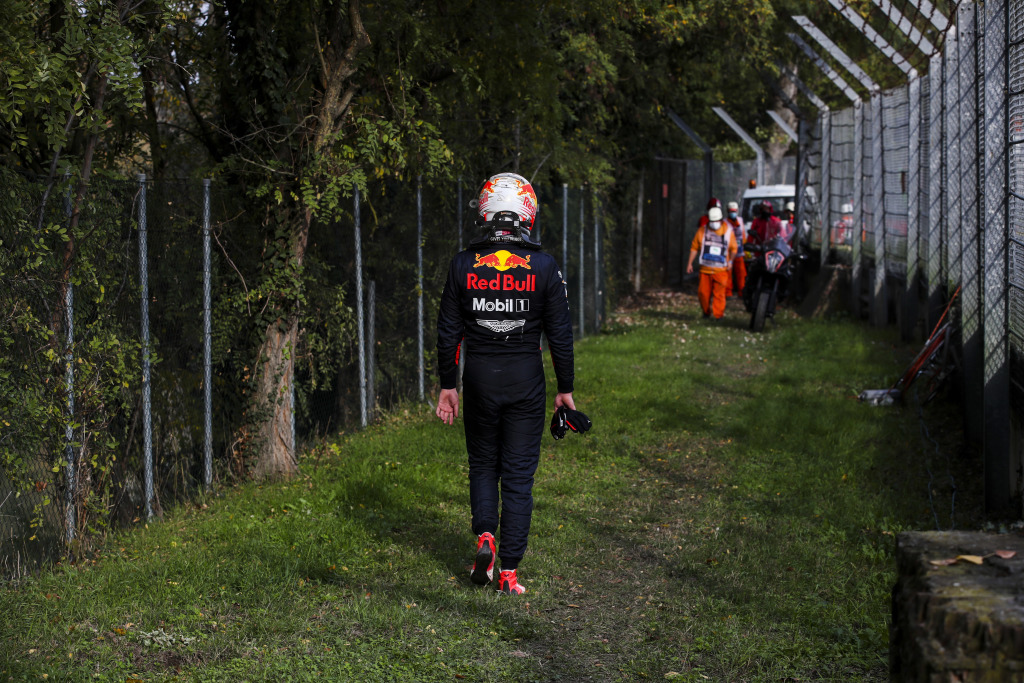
[550,406,592,440]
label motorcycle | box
[742,236,803,332]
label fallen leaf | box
[929,558,959,566]
[930,554,989,566]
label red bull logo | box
[473,250,531,272]
[466,272,537,292]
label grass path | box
[1,291,980,681]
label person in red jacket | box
[686,206,737,319]
[724,201,746,298]
[748,200,787,245]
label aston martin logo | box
[476,319,526,333]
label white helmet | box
[477,172,538,225]
[841,203,854,214]
[786,202,795,212]
[707,207,723,222]
[727,201,739,211]
[472,172,540,247]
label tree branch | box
[312,0,371,155]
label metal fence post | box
[355,188,367,428]
[593,189,602,332]
[958,4,985,445]
[981,0,1011,511]
[62,180,76,544]
[851,102,864,314]
[926,53,946,330]
[665,108,713,207]
[904,74,922,340]
[1006,0,1024,514]
[578,186,585,337]
[634,172,644,291]
[712,107,765,186]
[870,94,887,326]
[945,27,963,297]
[417,176,424,402]
[562,183,569,277]
[367,279,376,423]
[457,178,464,252]
[202,179,212,491]
[138,174,154,519]
[797,117,812,241]
[820,110,832,268]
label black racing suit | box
[436,243,574,569]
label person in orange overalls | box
[686,206,738,319]
[697,197,721,230]
[724,201,746,298]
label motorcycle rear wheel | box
[751,289,771,332]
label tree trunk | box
[251,316,298,480]
[767,66,799,183]
[248,0,370,480]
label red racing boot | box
[470,532,496,585]
[497,569,526,595]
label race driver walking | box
[435,172,577,596]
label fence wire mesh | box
[0,176,607,576]
[1009,0,1024,352]
[794,0,1021,509]
[881,86,911,278]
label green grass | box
[0,292,981,682]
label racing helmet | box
[472,172,540,248]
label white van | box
[739,184,795,224]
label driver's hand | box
[436,388,459,425]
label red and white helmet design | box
[477,172,538,225]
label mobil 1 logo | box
[472,298,529,313]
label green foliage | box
[0,170,148,558]
[0,0,175,172]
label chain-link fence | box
[0,176,607,576]
[801,1,1020,512]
